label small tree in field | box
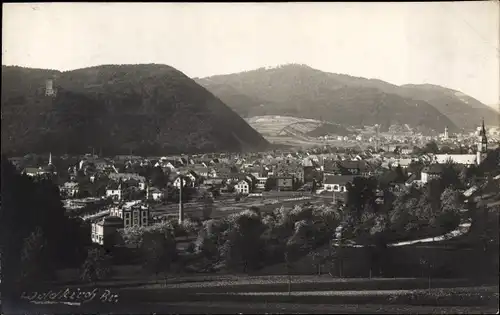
[141,228,177,286]
[309,247,331,276]
[181,218,200,240]
[119,226,146,249]
[201,191,214,220]
[21,227,50,282]
[284,220,312,295]
[80,248,112,284]
[419,257,433,291]
[284,241,301,296]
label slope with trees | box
[196,64,493,132]
[1,157,91,299]
[1,64,269,156]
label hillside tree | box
[141,228,177,285]
[80,248,112,284]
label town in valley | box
[2,2,499,314]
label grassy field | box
[245,116,322,136]
[264,135,361,148]
[22,275,498,314]
[115,284,499,308]
[150,195,324,221]
[55,272,496,293]
[245,115,362,148]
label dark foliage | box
[1,65,269,156]
[195,64,494,132]
[1,156,88,298]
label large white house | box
[421,164,443,184]
[433,154,477,165]
[60,182,80,198]
[91,216,124,248]
[106,183,123,201]
[235,179,252,195]
[173,175,195,188]
[323,175,355,193]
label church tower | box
[476,119,488,165]
[444,126,449,140]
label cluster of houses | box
[10,120,493,248]
[18,120,491,202]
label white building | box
[433,154,476,165]
[323,175,354,193]
[60,182,80,198]
[91,216,124,248]
[256,177,268,190]
[421,164,443,184]
[148,187,165,201]
[106,183,123,201]
[393,158,413,169]
[235,179,252,195]
[173,175,195,188]
[400,148,413,155]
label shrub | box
[80,247,112,283]
[186,242,196,253]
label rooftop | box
[324,175,355,185]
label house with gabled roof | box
[323,175,355,193]
[60,181,80,198]
[276,176,294,191]
[235,178,253,195]
[106,182,124,201]
[189,165,210,178]
[212,166,233,179]
[405,172,423,187]
[173,175,195,188]
[421,164,444,184]
[23,167,49,177]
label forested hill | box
[196,64,496,132]
[1,64,269,156]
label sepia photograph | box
[1,2,499,314]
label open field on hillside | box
[246,115,354,147]
[246,116,323,136]
[264,136,361,148]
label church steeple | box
[48,152,53,165]
[476,119,488,165]
[479,118,487,138]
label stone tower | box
[45,79,57,97]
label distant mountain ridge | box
[196,64,496,132]
[1,64,269,156]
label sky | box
[2,2,499,108]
